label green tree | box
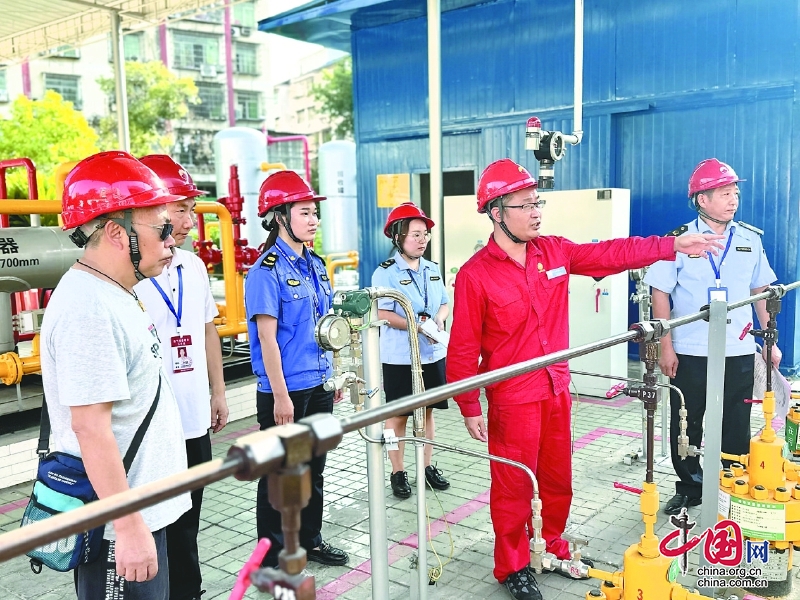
[97,61,199,156]
[0,91,99,223]
[311,57,353,139]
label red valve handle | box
[229,538,271,600]
[613,481,643,495]
[739,322,752,340]
[744,399,763,404]
[606,383,626,399]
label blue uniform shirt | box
[245,237,333,392]
[371,251,448,365]
[644,217,776,357]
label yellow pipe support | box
[0,200,61,215]
[720,452,749,465]
[260,162,288,172]
[0,334,42,385]
[327,257,359,285]
[195,202,248,339]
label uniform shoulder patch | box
[380,258,396,269]
[664,224,688,237]
[737,221,764,236]
[261,252,278,269]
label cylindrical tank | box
[0,227,82,293]
[213,127,269,249]
[318,141,357,255]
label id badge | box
[171,334,194,373]
[708,287,728,303]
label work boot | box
[424,465,450,490]
[390,470,412,499]
[504,567,543,600]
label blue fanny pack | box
[20,377,161,573]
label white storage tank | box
[318,140,357,255]
[213,127,269,249]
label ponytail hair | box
[261,205,287,249]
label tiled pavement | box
[0,382,798,600]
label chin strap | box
[697,208,733,227]
[490,199,525,244]
[276,210,303,244]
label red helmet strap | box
[276,208,303,245]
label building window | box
[0,70,8,103]
[43,45,80,59]
[192,83,225,120]
[44,74,81,109]
[234,44,258,75]
[124,33,143,61]
[233,2,256,27]
[235,91,261,121]
[172,32,220,70]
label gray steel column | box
[362,300,389,600]
[109,11,130,152]
[427,0,443,270]
[659,372,669,457]
[698,299,727,596]
[0,293,14,353]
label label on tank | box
[0,237,40,268]
[729,497,785,540]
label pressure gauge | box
[314,314,350,351]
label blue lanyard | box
[150,266,183,328]
[274,244,322,316]
[406,267,429,314]
[708,227,735,286]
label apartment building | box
[0,0,270,188]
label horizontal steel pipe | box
[0,457,241,563]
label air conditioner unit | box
[241,27,252,37]
[199,64,217,77]
[0,91,8,103]
[231,26,241,38]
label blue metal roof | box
[258,0,491,51]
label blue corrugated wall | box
[351,0,800,371]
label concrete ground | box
[0,384,798,600]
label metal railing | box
[0,282,798,588]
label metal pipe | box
[109,11,130,153]
[0,200,60,215]
[224,1,236,127]
[342,329,638,434]
[697,300,728,595]
[562,0,584,145]
[0,457,242,563]
[0,293,13,353]
[266,135,311,183]
[427,0,443,282]
[327,255,359,285]
[361,300,389,600]
[194,203,247,337]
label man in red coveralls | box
[446,159,724,600]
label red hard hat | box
[258,170,325,218]
[139,154,208,199]
[383,202,435,238]
[476,159,537,213]
[62,151,182,230]
[687,158,745,198]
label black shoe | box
[504,567,543,600]
[425,465,450,490]
[306,540,349,566]
[553,557,594,580]
[664,494,702,515]
[391,470,412,498]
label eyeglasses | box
[503,200,546,212]
[133,222,174,241]
[406,232,432,242]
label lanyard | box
[150,266,183,328]
[406,267,429,314]
[274,244,322,316]
[708,228,735,287]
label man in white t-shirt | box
[135,155,228,600]
[42,151,191,600]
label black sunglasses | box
[133,222,174,241]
